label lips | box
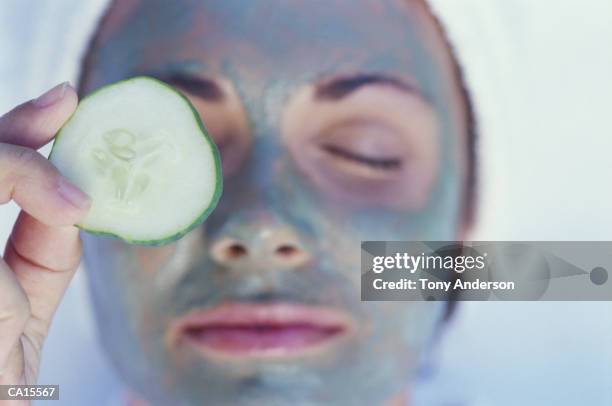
[169,303,354,359]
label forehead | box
[100,0,438,86]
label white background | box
[1,1,612,405]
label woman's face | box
[80,0,471,404]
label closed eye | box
[321,144,402,170]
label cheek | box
[87,242,174,324]
[134,245,177,274]
[298,194,460,265]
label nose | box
[209,227,312,269]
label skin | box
[0,0,470,405]
[76,0,472,405]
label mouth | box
[168,302,355,360]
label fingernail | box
[33,82,70,108]
[57,177,91,209]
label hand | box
[0,83,90,397]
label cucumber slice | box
[49,76,222,246]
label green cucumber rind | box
[49,76,223,246]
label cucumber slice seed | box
[49,76,222,245]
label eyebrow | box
[152,73,225,101]
[314,74,418,100]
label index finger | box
[0,82,78,149]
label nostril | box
[210,238,249,264]
[227,243,247,259]
[272,242,310,268]
[275,244,298,257]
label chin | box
[154,361,406,406]
[144,328,413,406]
[111,323,418,406]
